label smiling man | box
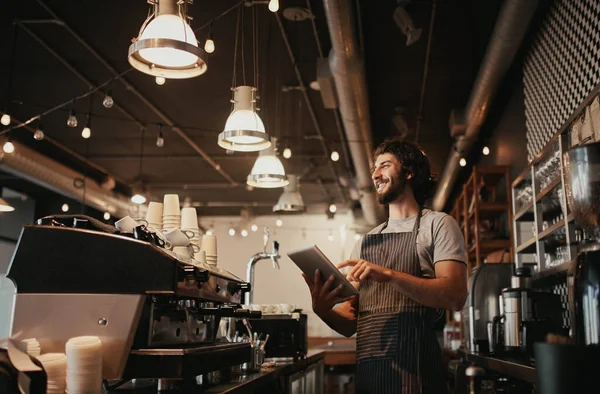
[302,138,467,394]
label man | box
[302,138,467,394]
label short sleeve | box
[432,214,467,264]
[350,237,362,260]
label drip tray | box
[123,342,251,379]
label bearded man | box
[303,138,467,394]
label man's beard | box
[377,173,406,205]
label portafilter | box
[564,141,600,239]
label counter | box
[458,349,536,383]
[203,350,325,394]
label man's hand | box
[302,269,355,315]
[337,259,391,283]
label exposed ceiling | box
[0,0,507,218]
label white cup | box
[201,234,217,256]
[194,250,207,265]
[146,202,164,225]
[115,216,147,233]
[280,304,295,314]
[163,194,180,216]
[173,246,192,262]
[164,228,194,247]
[181,207,199,229]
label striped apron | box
[355,208,446,394]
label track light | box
[103,90,114,108]
[1,113,10,126]
[268,0,279,12]
[67,109,78,128]
[482,146,490,156]
[331,151,340,162]
[459,157,467,167]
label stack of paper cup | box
[66,336,102,394]
[37,353,67,394]
[181,207,201,246]
[19,338,41,357]
[193,250,208,269]
[162,195,181,231]
[201,234,217,268]
[146,202,164,229]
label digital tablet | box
[288,245,359,298]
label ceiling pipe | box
[432,0,539,211]
[0,138,136,218]
[322,0,385,226]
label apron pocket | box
[356,312,399,362]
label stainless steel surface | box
[11,293,144,379]
[564,141,600,239]
[503,295,521,348]
[322,0,385,226]
[432,0,539,211]
[245,241,280,305]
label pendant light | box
[128,0,207,79]
[273,174,305,213]
[247,138,289,189]
[218,5,270,152]
[0,198,15,212]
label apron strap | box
[377,206,423,234]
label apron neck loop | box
[380,206,423,234]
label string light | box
[229,228,236,236]
[251,224,258,232]
[204,23,215,54]
[283,148,292,159]
[241,229,248,237]
[2,138,15,154]
[354,233,361,241]
[459,157,467,167]
[66,109,78,128]
[328,233,334,242]
[155,76,166,85]
[156,124,164,147]
[1,113,10,126]
[268,0,279,12]
[103,212,111,220]
[276,218,283,227]
[81,115,92,139]
[482,146,490,156]
[329,203,337,213]
[206,229,213,236]
[331,151,340,162]
[102,90,114,108]
[61,203,69,212]
[34,122,44,141]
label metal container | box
[502,288,522,349]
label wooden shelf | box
[468,239,511,255]
[468,202,510,220]
[536,177,561,202]
[514,201,534,221]
[538,220,565,241]
[516,237,536,253]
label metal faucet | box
[245,229,280,305]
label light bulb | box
[283,148,292,159]
[156,131,164,147]
[103,212,111,220]
[251,224,258,232]
[331,151,340,162]
[34,127,44,141]
[2,140,14,153]
[354,233,361,241]
[1,113,11,126]
[103,90,114,108]
[268,0,279,12]
[206,230,213,236]
[67,110,78,128]
[155,76,166,85]
[329,203,337,213]
[276,219,283,227]
[204,39,215,54]
[328,234,334,242]
[229,228,236,236]
[61,203,69,212]
[241,229,248,237]
[81,126,91,139]
[482,146,490,156]
[131,193,146,204]
[139,14,199,67]
[459,157,467,167]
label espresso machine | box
[5,217,261,391]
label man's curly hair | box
[373,137,436,206]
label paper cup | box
[181,207,199,229]
[145,202,163,225]
[163,194,180,216]
[201,235,217,256]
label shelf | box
[514,201,534,221]
[467,202,510,220]
[532,259,572,283]
[536,177,561,202]
[516,237,537,253]
[468,239,511,255]
[459,350,536,383]
[538,220,565,241]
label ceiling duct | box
[0,138,137,218]
[316,57,339,109]
[432,0,539,211]
[323,0,386,226]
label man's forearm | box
[317,307,357,338]
[386,270,466,311]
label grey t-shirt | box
[350,209,466,278]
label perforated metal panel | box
[524,0,600,159]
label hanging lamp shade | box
[128,0,207,79]
[218,86,271,152]
[247,141,289,188]
[273,175,305,212]
[0,198,15,212]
